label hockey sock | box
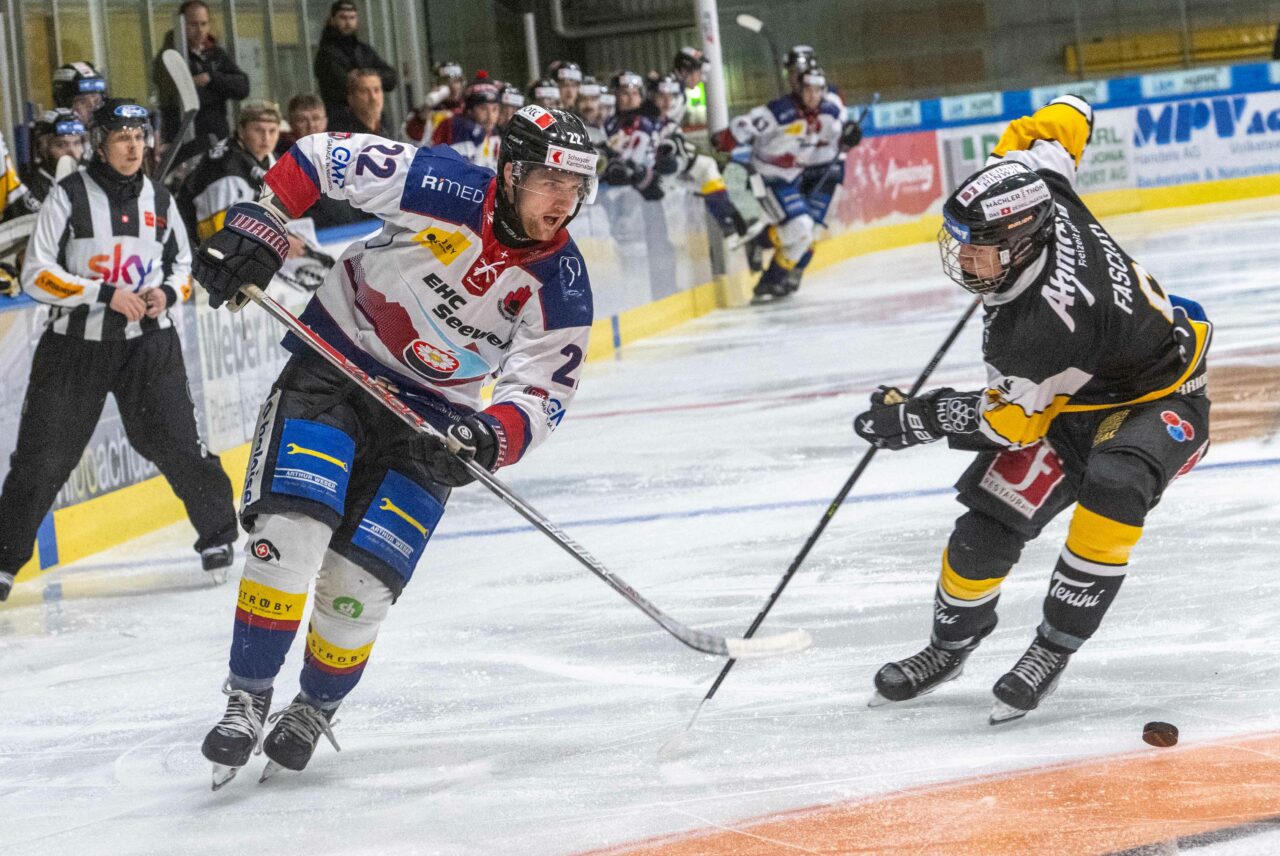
[932,547,1003,646]
[702,188,741,235]
[299,551,393,706]
[1039,504,1140,650]
[229,512,331,685]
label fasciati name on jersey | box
[1042,203,1095,332]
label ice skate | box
[869,623,994,707]
[989,637,1070,724]
[200,543,235,584]
[201,683,273,790]
[0,571,13,602]
[259,694,340,782]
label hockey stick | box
[735,15,785,98]
[660,295,982,757]
[156,49,199,183]
[240,284,812,660]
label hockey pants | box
[226,354,451,707]
[0,328,237,575]
[930,390,1210,652]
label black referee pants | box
[0,328,237,574]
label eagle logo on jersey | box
[403,339,461,380]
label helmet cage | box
[938,165,1055,294]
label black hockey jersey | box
[967,98,1210,450]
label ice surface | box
[2,198,1278,855]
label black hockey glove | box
[853,386,961,451]
[601,158,636,186]
[840,120,863,150]
[414,416,499,487]
[193,202,290,309]
[654,140,681,176]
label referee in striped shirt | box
[0,99,237,601]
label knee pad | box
[242,511,333,593]
[948,510,1026,580]
[773,215,814,268]
[1077,450,1162,528]
[689,153,723,191]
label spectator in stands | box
[155,0,251,164]
[328,69,387,135]
[313,1,397,117]
[276,94,327,156]
[276,95,366,230]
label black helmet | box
[89,98,153,152]
[794,65,828,96]
[434,61,464,81]
[672,47,708,75]
[649,73,682,97]
[610,70,644,93]
[548,60,582,84]
[578,75,602,99]
[52,61,107,109]
[939,161,1056,294]
[784,45,817,71]
[499,84,525,108]
[494,105,600,242]
[464,79,500,110]
[33,108,86,142]
[527,78,560,107]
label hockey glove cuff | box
[193,202,290,310]
[415,416,499,487]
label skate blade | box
[726,221,767,250]
[211,763,240,791]
[258,760,287,783]
[867,665,965,709]
[208,568,229,585]
[988,700,1029,725]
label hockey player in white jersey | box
[649,74,757,245]
[715,64,856,301]
[193,105,598,787]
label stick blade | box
[724,628,812,660]
[161,49,199,113]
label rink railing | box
[4,58,1280,592]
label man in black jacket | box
[313,1,398,118]
[155,0,251,164]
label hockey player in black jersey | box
[0,100,237,601]
[853,95,1211,723]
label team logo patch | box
[1161,410,1195,442]
[499,285,532,320]
[251,539,280,562]
[517,104,555,129]
[333,596,364,619]
[403,339,461,379]
[412,225,471,265]
[462,252,506,297]
[980,442,1065,519]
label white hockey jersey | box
[266,133,593,468]
[728,95,843,182]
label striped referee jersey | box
[20,165,192,341]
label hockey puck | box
[1142,721,1178,747]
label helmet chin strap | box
[494,177,538,248]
